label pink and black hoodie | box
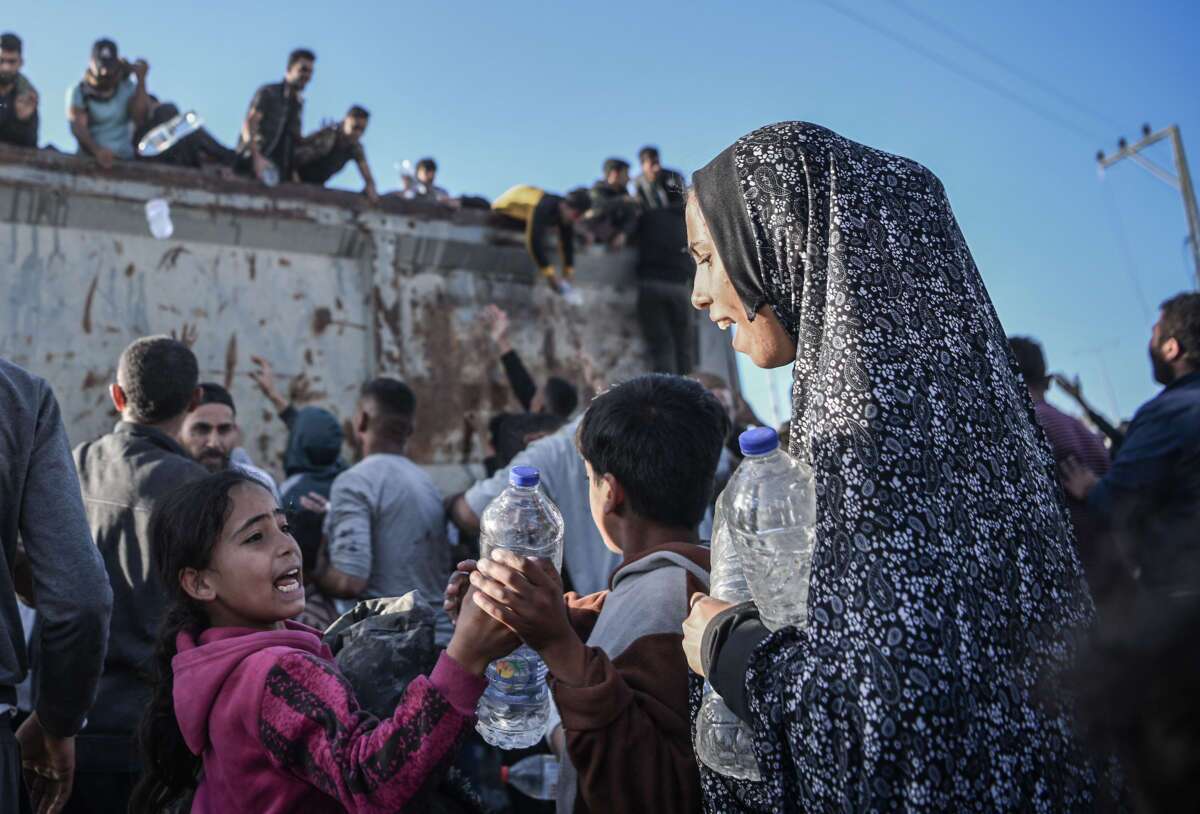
[172,621,486,813]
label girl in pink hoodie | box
[128,470,517,814]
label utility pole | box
[1097,124,1200,289]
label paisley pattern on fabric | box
[698,122,1098,811]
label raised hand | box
[169,322,198,349]
[14,89,38,121]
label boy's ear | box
[179,567,217,603]
[602,473,624,517]
[109,383,127,414]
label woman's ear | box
[180,567,217,603]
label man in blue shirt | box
[1063,292,1200,595]
[66,39,150,167]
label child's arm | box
[471,552,701,813]
[563,590,606,640]
[258,650,486,813]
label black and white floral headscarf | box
[692,122,1100,811]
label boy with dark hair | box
[0,32,38,148]
[236,47,315,183]
[70,336,207,812]
[294,104,378,201]
[464,373,729,813]
[315,377,454,643]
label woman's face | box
[182,482,305,630]
[686,194,797,369]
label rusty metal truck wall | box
[1,148,736,489]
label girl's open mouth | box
[273,568,302,594]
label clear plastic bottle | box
[259,160,280,188]
[475,466,564,749]
[137,110,204,157]
[724,427,817,631]
[501,754,559,800]
[694,503,762,780]
[144,198,173,240]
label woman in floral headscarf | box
[682,122,1100,811]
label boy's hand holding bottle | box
[470,550,587,685]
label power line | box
[813,0,1099,143]
[885,0,1123,132]
[1099,176,1152,320]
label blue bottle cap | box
[739,427,779,456]
[509,466,540,487]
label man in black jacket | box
[68,336,206,814]
[0,359,112,814]
[236,48,315,183]
[633,146,693,374]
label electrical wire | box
[812,0,1100,143]
[1099,176,1152,322]
[885,0,1124,132]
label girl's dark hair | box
[129,470,261,814]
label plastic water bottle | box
[724,427,817,631]
[694,504,762,780]
[137,110,204,157]
[501,754,559,801]
[475,466,564,749]
[144,199,173,240]
[259,160,280,188]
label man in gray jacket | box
[1,358,112,813]
[69,336,205,814]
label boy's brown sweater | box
[550,542,710,814]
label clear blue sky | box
[8,1,1199,426]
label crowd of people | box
[0,34,698,375]
[1,60,1199,814]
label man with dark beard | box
[1063,292,1200,596]
[178,383,280,502]
[0,33,38,148]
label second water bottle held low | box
[475,466,564,750]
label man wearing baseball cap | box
[65,38,150,168]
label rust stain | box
[81,368,111,390]
[335,297,344,310]
[304,349,314,365]
[44,352,55,363]
[81,274,99,333]
[292,292,304,301]
[223,334,238,389]
[158,303,182,315]
[311,307,333,335]
[124,262,136,278]
[104,326,121,334]
[278,257,292,267]
[114,240,123,255]
[157,245,190,270]
[247,254,257,281]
